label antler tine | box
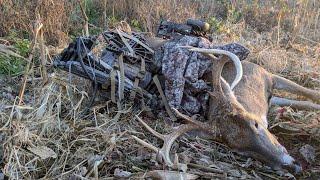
[131,135,159,152]
[135,115,165,140]
[181,46,243,90]
[133,112,205,171]
[172,108,212,132]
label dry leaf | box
[114,168,132,178]
[277,122,301,132]
[299,144,315,164]
[144,170,198,180]
[28,146,57,159]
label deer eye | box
[254,122,259,129]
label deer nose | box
[291,160,302,174]
[278,150,302,174]
[283,159,302,174]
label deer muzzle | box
[246,126,302,174]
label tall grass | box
[0,0,319,45]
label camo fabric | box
[160,36,249,115]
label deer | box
[132,44,320,174]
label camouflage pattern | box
[159,36,250,115]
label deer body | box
[222,61,320,120]
[207,59,319,172]
[133,38,320,173]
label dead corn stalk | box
[18,15,44,105]
[39,17,48,83]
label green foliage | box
[0,53,26,76]
[207,4,242,35]
[13,39,30,57]
[208,17,225,33]
[108,16,120,27]
[69,0,104,37]
[0,32,30,76]
[84,0,101,25]
[130,19,142,31]
[89,27,103,35]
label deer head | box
[185,47,302,173]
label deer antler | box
[180,46,243,90]
[181,47,250,121]
[132,108,212,171]
[182,47,244,107]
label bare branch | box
[77,0,89,36]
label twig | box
[277,10,282,47]
[187,163,224,174]
[298,35,319,44]
[77,0,89,36]
[103,0,107,28]
[38,14,48,83]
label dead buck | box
[133,45,320,173]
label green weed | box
[130,19,143,31]
[0,32,30,76]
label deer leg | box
[270,96,320,110]
[272,74,320,103]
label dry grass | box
[0,0,320,179]
[1,0,320,44]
